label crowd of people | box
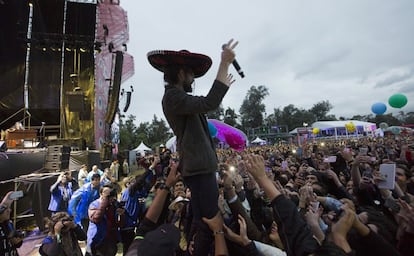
[1,135,412,255]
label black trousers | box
[184,172,219,256]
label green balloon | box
[388,94,408,108]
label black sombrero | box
[147,50,212,78]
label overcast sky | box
[119,0,414,125]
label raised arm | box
[216,39,237,86]
[145,161,180,223]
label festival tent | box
[251,137,266,145]
[311,120,376,130]
[166,136,177,153]
[383,126,414,135]
[289,127,311,135]
[132,141,152,156]
[128,141,152,170]
[311,120,376,138]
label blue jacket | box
[68,183,100,224]
[87,198,120,249]
[48,182,74,212]
[121,187,147,228]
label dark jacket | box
[271,195,319,256]
[162,80,229,177]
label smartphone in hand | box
[323,156,337,163]
[377,163,396,190]
[9,191,24,200]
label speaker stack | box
[44,145,71,171]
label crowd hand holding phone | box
[1,191,23,208]
[359,172,375,190]
[116,204,126,219]
[304,201,322,226]
[371,169,386,185]
[304,201,325,243]
[9,190,24,200]
[355,154,375,164]
[54,218,77,234]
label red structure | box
[94,0,134,149]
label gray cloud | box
[400,83,414,94]
[121,0,414,124]
[375,69,414,88]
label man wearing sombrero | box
[148,39,238,255]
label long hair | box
[164,65,182,85]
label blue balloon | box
[208,121,218,137]
[371,102,387,115]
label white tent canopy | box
[311,120,377,139]
[166,136,177,153]
[311,120,376,130]
[132,141,152,156]
[128,141,152,170]
[251,137,266,144]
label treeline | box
[119,85,414,151]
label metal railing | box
[0,108,31,129]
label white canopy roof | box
[251,137,266,143]
[311,120,376,130]
[132,141,151,153]
[166,136,177,153]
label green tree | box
[207,104,224,120]
[350,114,372,122]
[309,100,334,121]
[368,113,401,126]
[148,115,172,149]
[119,114,138,151]
[402,112,414,124]
[223,107,239,127]
[272,104,314,131]
[239,85,269,131]
[135,122,151,146]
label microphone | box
[232,59,245,78]
[222,44,245,78]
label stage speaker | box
[123,91,131,112]
[79,99,91,120]
[105,51,123,123]
[66,91,85,112]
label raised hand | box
[202,211,224,233]
[223,214,251,246]
[244,154,266,181]
[165,160,181,188]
